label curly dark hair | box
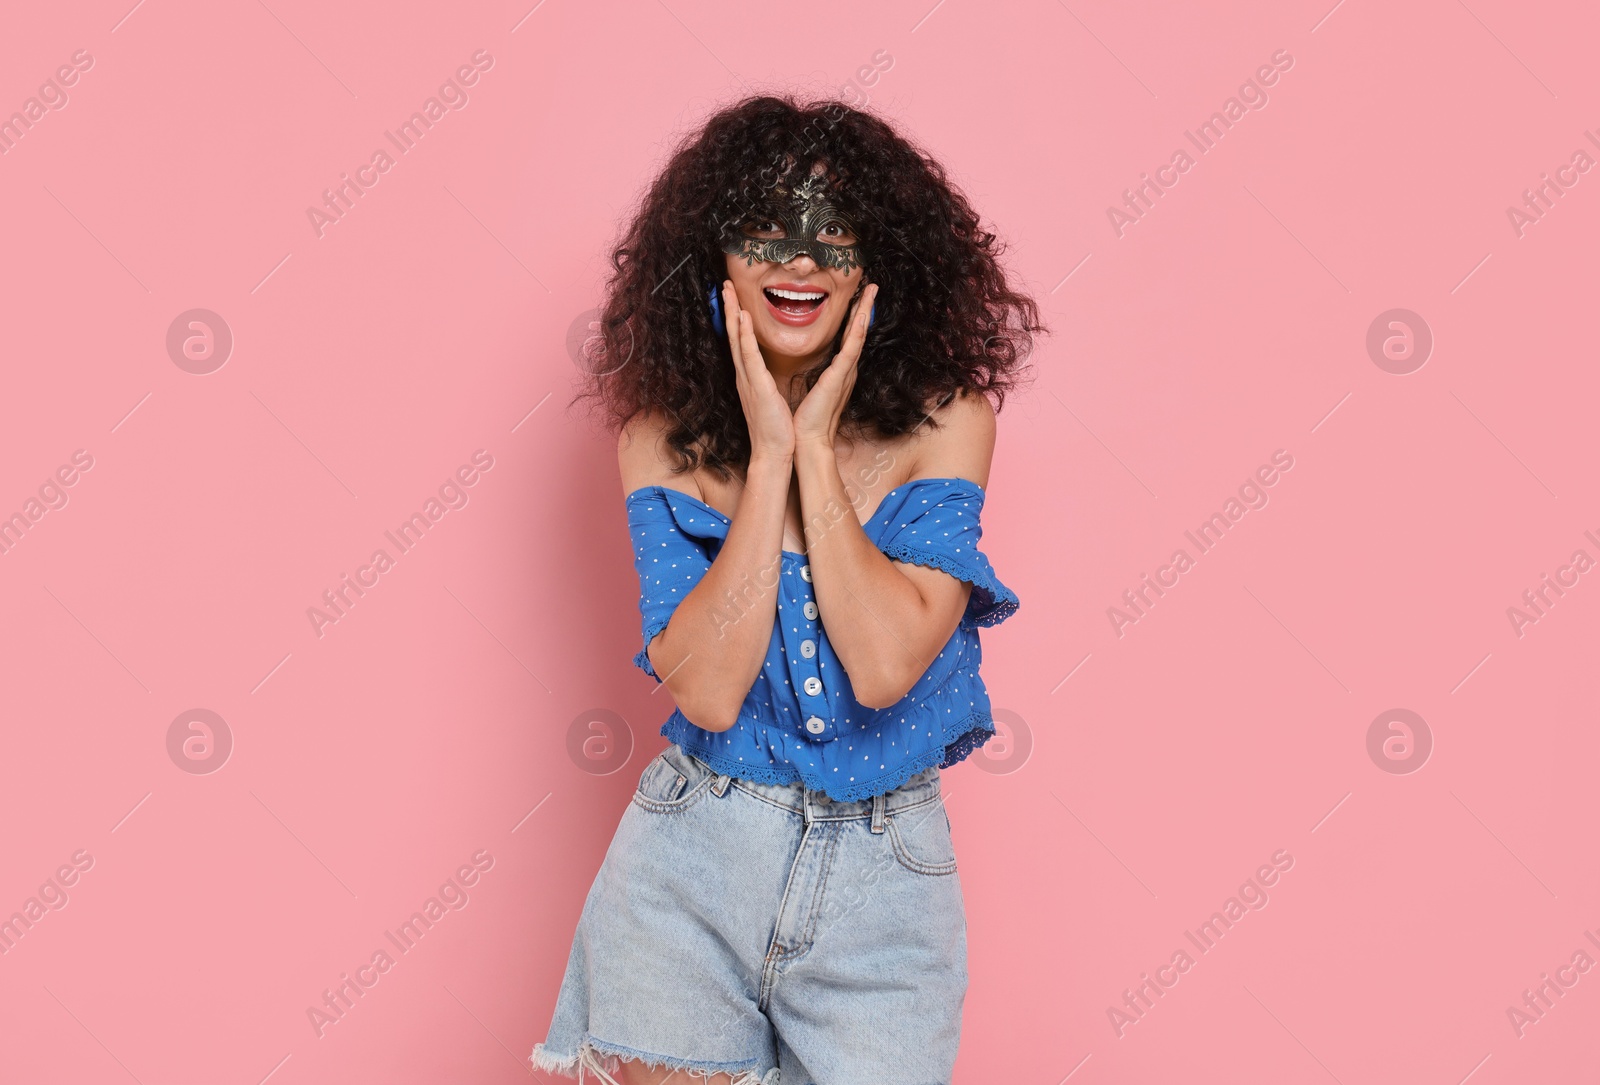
[570,94,1044,481]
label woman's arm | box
[795,389,993,709]
[618,410,790,732]
[620,284,801,733]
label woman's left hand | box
[792,282,878,451]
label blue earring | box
[708,283,726,337]
[855,286,877,330]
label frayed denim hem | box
[530,1035,779,1084]
[530,1041,580,1076]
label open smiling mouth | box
[763,286,828,322]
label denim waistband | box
[685,752,943,822]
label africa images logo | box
[1105,50,1295,238]
[306,50,495,238]
[306,451,495,638]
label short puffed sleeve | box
[874,477,1020,629]
[624,486,727,679]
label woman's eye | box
[744,220,785,238]
[819,222,857,244]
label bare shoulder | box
[907,388,997,488]
[617,409,702,499]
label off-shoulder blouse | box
[625,476,1018,802]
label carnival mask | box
[720,172,865,273]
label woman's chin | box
[753,315,847,363]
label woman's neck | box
[765,350,829,409]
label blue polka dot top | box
[625,476,1019,802]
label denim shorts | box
[530,743,968,1085]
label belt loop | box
[870,792,886,834]
[803,791,815,827]
[711,772,731,797]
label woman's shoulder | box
[618,409,704,500]
[927,387,996,434]
[904,388,996,488]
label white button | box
[803,676,822,696]
[800,564,812,582]
[805,716,826,734]
[800,639,816,658]
[803,601,818,620]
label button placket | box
[782,559,830,740]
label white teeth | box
[765,288,826,301]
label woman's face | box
[722,216,865,368]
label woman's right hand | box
[722,280,795,461]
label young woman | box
[532,95,1042,1085]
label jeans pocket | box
[631,744,712,813]
[886,799,958,876]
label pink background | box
[2,0,1597,1081]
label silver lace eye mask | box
[720,172,865,272]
